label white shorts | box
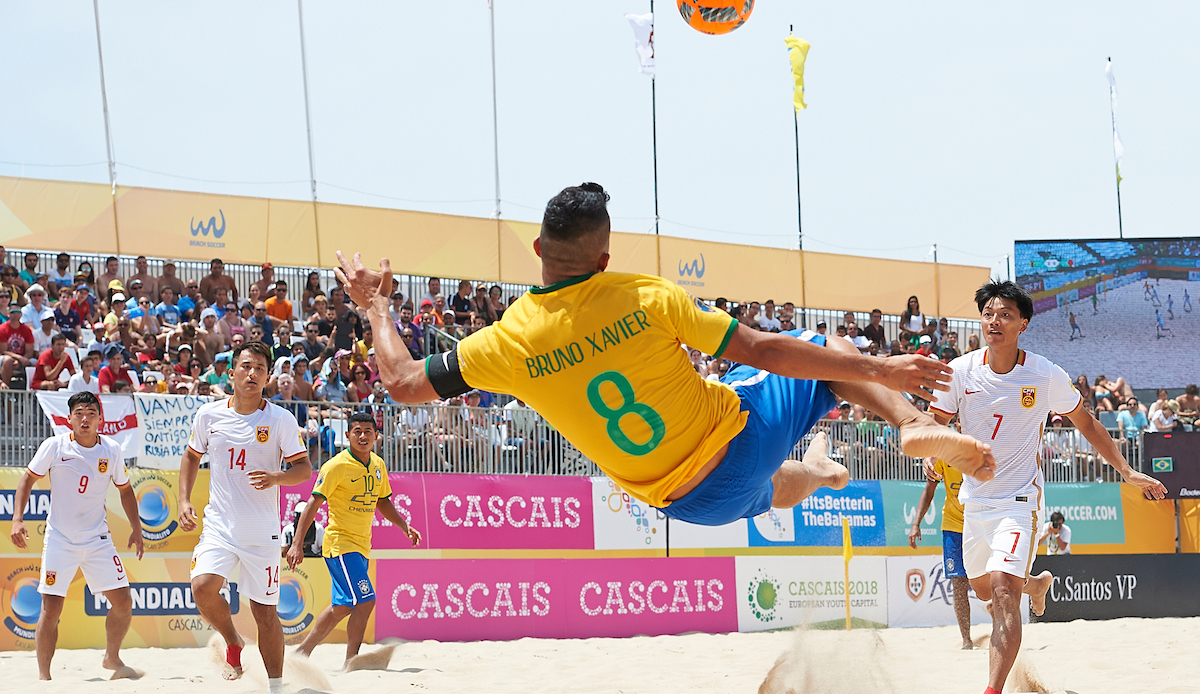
[40,532,128,598]
[190,531,281,606]
[963,502,1041,580]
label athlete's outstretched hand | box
[878,354,953,400]
[1124,470,1168,500]
[9,519,27,549]
[179,500,198,532]
[335,251,392,312]
[128,529,145,560]
[286,543,304,571]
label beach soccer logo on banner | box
[279,567,316,642]
[745,568,781,623]
[2,564,41,644]
[134,473,180,548]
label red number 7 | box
[1009,531,1021,554]
[992,414,1003,440]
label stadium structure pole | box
[651,0,662,277]
[91,0,120,255]
[297,0,321,265]
[489,0,501,222]
[791,25,807,329]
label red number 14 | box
[228,448,246,470]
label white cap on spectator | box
[200,307,218,320]
[919,335,932,344]
[112,293,127,303]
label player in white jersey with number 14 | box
[9,391,145,681]
[928,281,1165,694]
[177,342,311,693]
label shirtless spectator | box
[196,308,227,357]
[157,261,185,303]
[96,257,123,297]
[1094,375,1133,411]
[1176,385,1199,432]
[127,256,158,302]
[199,258,238,305]
[252,263,276,299]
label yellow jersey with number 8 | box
[312,449,392,558]
[456,272,745,507]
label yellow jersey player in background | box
[337,182,996,528]
[288,412,421,671]
[908,457,971,649]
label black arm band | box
[426,347,471,399]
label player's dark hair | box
[541,183,610,242]
[348,412,377,431]
[68,391,101,414]
[975,280,1033,320]
[232,341,273,368]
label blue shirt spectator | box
[1116,404,1149,438]
[156,300,182,326]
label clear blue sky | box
[3,1,1199,280]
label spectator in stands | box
[18,252,42,290]
[815,321,827,335]
[386,291,406,322]
[834,324,847,338]
[216,299,244,345]
[156,260,183,301]
[297,321,324,360]
[97,344,133,393]
[328,286,363,338]
[745,301,761,327]
[449,280,473,325]
[756,300,781,331]
[66,352,100,393]
[1176,385,1199,432]
[0,303,33,388]
[203,352,231,395]
[247,324,266,346]
[127,256,158,302]
[68,283,94,324]
[20,284,52,328]
[432,294,450,325]
[916,334,935,356]
[938,332,961,361]
[1148,401,1178,433]
[31,313,58,355]
[899,295,931,344]
[398,326,422,360]
[252,263,275,299]
[316,351,351,402]
[965,334,980,353]
[470,284,496,324]
[487,285,507,321]
[1116,397,1148,439]
[1074,375,1095,410]
[1147,388,1171,421]
[860,309,885,347]
[271,324,293,362]
[420,278,441,309]
[154,286,182,329]
[52,286,82,343]
[46,252,73,292]
[346,363,373,403]
[306,293,329,326]
[199,258,238,305]
[778,314,795,332]
[249,301,277,346]
[177,278,199,319]
[1096,375,1133,410]
[96,256,122,296]
[130,296,160,337]
[0,265,22,306]
[302,271,323,312]
[845,322,870,353]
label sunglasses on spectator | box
[401,333,414,338]
[225,305,236,311]
[139,300,150,305]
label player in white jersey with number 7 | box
[178,341,311,693]
[928,281,1166,694]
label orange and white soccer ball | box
[677,0,755,35]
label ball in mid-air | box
[677,0,755,35]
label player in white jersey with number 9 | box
[9,391,145,680]
[928,281,1166,694]
[178,341,311,692]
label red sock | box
[984,687,1002,694]
[226,644,243,669]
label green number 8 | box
[586,371,665,456]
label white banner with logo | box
[885,555,1028,628]
[735,556,888,633]
[133,393,211,470]
[591,477,667,550]
[35,392,139,458]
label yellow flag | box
[786,35,810,110]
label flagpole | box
[790,26,807,329]
[297,0,322,265]
[92,0,120,256]
[651,0,661,276]
[489,0,501,221]
[1107,57,1124,240]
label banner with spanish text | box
[133,393,211,470]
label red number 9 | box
[78,475,89,494]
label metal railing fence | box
[0,391,1145,484]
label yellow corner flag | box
[786,34,810,110]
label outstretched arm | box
[1067,406,1166,500]
[336,252,438,403]
[721,323,952,399]
[907,478,939,549]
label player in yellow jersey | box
[337,183,996,526]
[908,457,971,649]
[287,413,421,670]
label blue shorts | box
[660,330,837,526]
[942,530,966,578]
[325,552,376,607]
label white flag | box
[625,13,654,77]
[1106,59,1123,181]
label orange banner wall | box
[0,176,991,318]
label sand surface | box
[2,617,1198,693]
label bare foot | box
[102,654,125,671]
[898,418,995,481]
[207,633,245,681]
[960,640,974,650]
[344,644,397,672]
[109,666,144,680]
[1025,570,1052,617]
[802,432,849,490]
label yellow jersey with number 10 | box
[456,272,745,507]
[312,449,392,558]
[933,458,964,533]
